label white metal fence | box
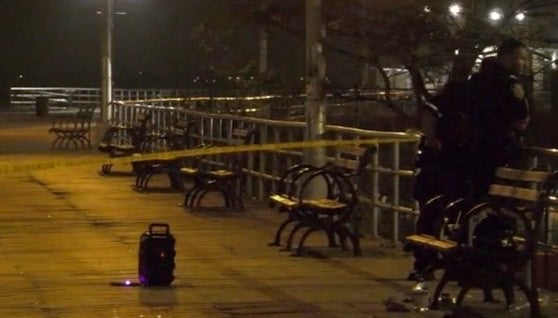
[9,87,209,108]
[110,101,421,242]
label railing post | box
[209,117,215,142]
[286,130,294,170]
[392,142,400,243]
[246,123,255,198]
[371,147,380,238]
[257,124,268,200]
[271,126,280,193]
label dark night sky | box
[0,0,306,89]
[0,1,555,90]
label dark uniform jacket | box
[467,57,530,195]
[469,57,530,162]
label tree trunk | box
[258,0,268,74]
[407,64,431,128]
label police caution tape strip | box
[0,137,419,175]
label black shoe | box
[407,270,436,281]
[407,271,421,281]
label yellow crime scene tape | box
[0,137,419,175]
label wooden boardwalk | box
[0,113,556,317]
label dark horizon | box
[0,0,308,90]
[0,0,556,92]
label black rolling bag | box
[138,223,176,287]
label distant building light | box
[489,10,502,21]
[454,49,459,55]
[449,4,462,16]
[18,74,23,79]
[424,6,431,13]
[515,12,526,21]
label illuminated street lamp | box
[449,4,462,16]
[515,12,526,21]
[489,9,503,21]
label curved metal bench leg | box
[71,137,79,149]
[269,214,298,246]
[281,222,305,252]
[66,136,76,149]
[76,135,85,149]
[52,136,62,149]
[334,225,361,256]
[134,169,144,189]
[83,135,91,149]
[183,186,195,207]
[220,189,232,208]
[185,186,201,208]
[293,226,319,256]
[141,171,156,191]
[187,186,203,208]
[101,163,113,175]
[62,136,70,149]
[327,217,339,248]
[195,189,211,208]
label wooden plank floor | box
[0,113,556,317]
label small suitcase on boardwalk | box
[138,223,176,287]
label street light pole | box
[305,0,326,168]
[303,0,327,198]
[100,0,113,123]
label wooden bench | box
[406,166,557,317]
[182,128,255,210]
[405,234,457,252]
[49,104,96,149]
[268,146,374,257]
[267,164,321,247]
[131,119,196,191]
[98,112,152,175]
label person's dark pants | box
[411,161,469,277]
[412,195,457,276]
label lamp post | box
[100,0,113,123]
[303,0,327,198]
[305,0,326,169]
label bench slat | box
[495,167,549,183]
[269,194,298,208]
[489,184,540,202]
[332,158,360,170]
[338,146,368,157]
[406,234,457,252]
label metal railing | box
[9,86,417,120]
[110,101,421,242]
[9,87,209,108]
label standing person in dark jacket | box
[468,38,530,196]
[408,38,531,283]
